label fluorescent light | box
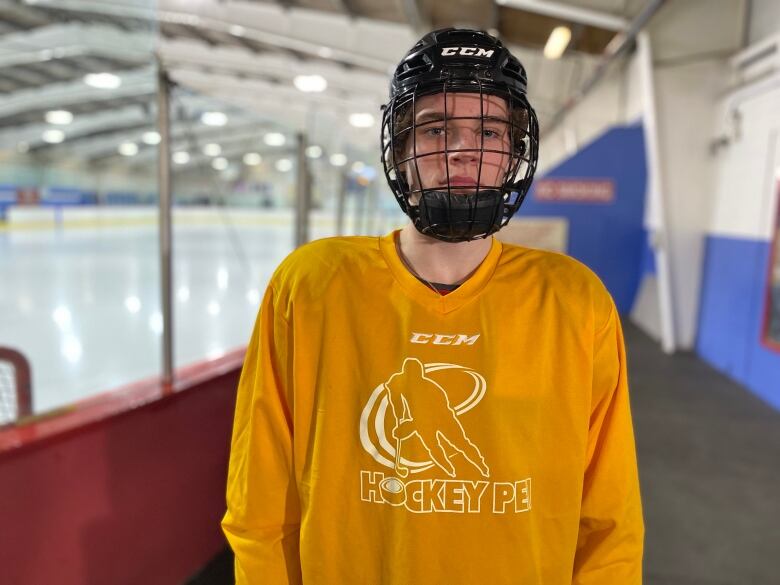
[201,111,228,126]
[243,152,262,165]
[329,153,348,167]
[275,158,293,172]
[118,142,139,156]
[45,110,73,125]
[207,301,221,316]
[305,145,323,159]
[351,161,365,173]
[264,132,285,146]
[212,157,229,170]
[230,25,246,36]
[177,286,190,301]
[142,131,161,145]
[293,74,327,93]
[544,26,572,60]
[173,151,190,164]
[349,113,375,128]
[202,143,222,156]
[42,129,65,144]
[84,72,121,89]
[318,46,333,59]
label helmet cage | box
[381,75,539,242]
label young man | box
[222,28,644,584]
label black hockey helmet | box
[380,28,539,242]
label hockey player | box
[222,28,644,584]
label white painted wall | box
[709,83,780,241]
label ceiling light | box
[118,142,139,156]
[45,110,73,125]
[318,46,333,59]
[275,158,293,172]
[243,152,262,165]
[293,74,327,93]
[349,113,375,128]
[264,132,285,146]
[173,151,190,164]
[329,153,347,167]
[229,25,246,36]
[202,143,222,156]
[212,157,229,170]
[351,161,365,173]
[84,72,121,89]
[201,111,228,126]
[305,145,323,159]
[42,129,65,144]
[142,131,161,145]
[544,26,572,60]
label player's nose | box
[447,127,480,164]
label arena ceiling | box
[0,0,663,168]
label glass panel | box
[167,86,403,369]
[0,1,159,422]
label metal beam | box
[496,0,628,31]
[546,0,667,132]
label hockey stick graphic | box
[394,434,409,478]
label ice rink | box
[0,209,393,414]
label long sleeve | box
[573,303,645,584]
[221,285,303,585]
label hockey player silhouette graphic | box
[383,357,490,479]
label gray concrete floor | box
[188,321,780,585]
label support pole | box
[295,133,311,247]
[157,61,174,385]
[638,32,676,354]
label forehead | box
[414,91,508,118]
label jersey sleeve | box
[572,302,645,584]
[221,284,303,585]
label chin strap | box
[413,189,505,242]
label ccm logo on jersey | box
[410,332,480,345]
[441,47,495,58]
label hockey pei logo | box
[359,357,532,514]
[441,47,495,58]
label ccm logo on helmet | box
[441,47,495,58]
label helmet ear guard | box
[380,28,539,243]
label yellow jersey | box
[222,230,644,584]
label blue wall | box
[696,235,780,410]
[522,124,648,313]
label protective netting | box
[0,361,18,425]
[0,350,31,426]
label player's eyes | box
[422,126,445,137]
[483,128,505,139]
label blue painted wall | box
[697,235,780,410]
[521,124,648,314]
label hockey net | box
[0,348,32,426]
